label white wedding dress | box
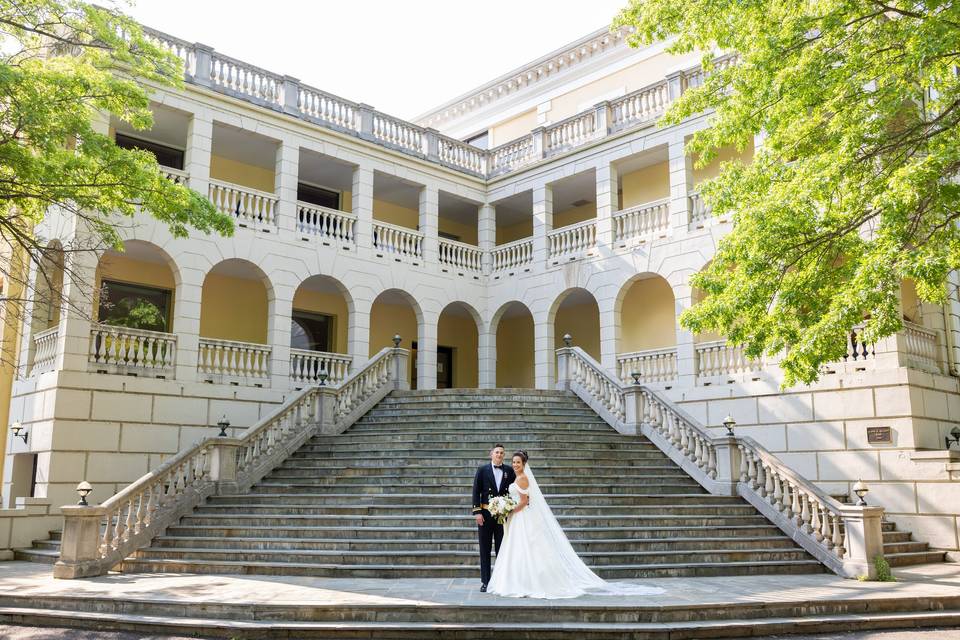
[486,464,665,599]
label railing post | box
[53,505,107,579]
[208,438,241,494]
[623,385,643,436]
[840,505,886,579]
[316,387,337,434]
[424,128,441,161]
[193,43,213,88]
[666,69,684,101]
[392,348,410,390]
[712,435,740,494]
[531,127,546,159]
[282,75,301,116]
[593,100,612,138]
[556,346,572,390]
[357,104,375,141]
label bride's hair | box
[513,450,529,463]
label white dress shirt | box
[492,463,503,488]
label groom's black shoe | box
[480,584,487,593]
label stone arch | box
[491,300,534,388]
[200,258,274,344]
[30,240,65,335]
[95,240,181,332]
[548,287,601,362]
[437,300,482,389]
[369,288,423,387]
[289,274,355,384]
[613,273,677,381]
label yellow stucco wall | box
[490,109,538,147]
[554,300,600,361]
[496,220,533,245]
[0,245,28,496]
[553,203,597,229]
[200,273,268,344]
[95,253,177,327]
[692,140,755,185]
[373,199,419,230]
[619,277,676,352]
[437,311,479,388]
[620,161,670,208]
[292,288,350,354]
[369,300,417,384]
[496,311,535,388]
[439,218,479,245]
[210,155,276,193]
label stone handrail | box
[209,51,283,106]
[88,324,177,375]
[161,167,189,185]
[610,80,670,132]
[901,320,940,373]
[689,191,711,225]
[372,221,424,260]
[695,340,759,379]
[30,326,59,375]
[438,238,483,272]
[617,346,677,383]
[372,113,424,154]
[544,110,598,156]
[437,135,486,175]
[297,83,359,131]
[296,202,356,244]
[555,345,887,579]
[488,137,535,177]
[548,220,597,260]
[197,337,271,381]
[208,179,279,228]
[491,238,534,272]
[613,198,670,244]
[289,349,352,385]
[55,346,410,579]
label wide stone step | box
[289,447,662,459]
[271,464,684,477]
[248,482,705,494]
[192,503,761,518]
[308,434,638,446]
[886,550,947,566]
[360,406,599,416]
[297,440,659,452]
[883,541,933,554]
[284,453,680,465]
[118,557,825,579]
[208,493,730,507]
[180,513,775,528]
[165,523,788,541]
[11,548,58,564]
[151,534,802,553]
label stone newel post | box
[53,505,106,579]
[840,505,886,579]
[392,348,411,391]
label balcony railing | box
[162,167,189,185]
[614,198,670,245]
[689,191,711,226]
[491,238,534,272]
[289,349,352,385]
[695,340,760,380]
[548,220,597,261]
[297,202,356,244]
[372,221,424,261]
[617,347,678,384]
[88,324,177,377]
[30,327,59,375]
[142,25,730,180]
[198,337,271,384]
[901,321,940,373]
[208,180,279,228]
[439,238,483,273]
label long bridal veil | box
[523,464,665,597]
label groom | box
[472,443,516,592]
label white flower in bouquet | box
[487,495,518,524]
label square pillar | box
[668,137,693,231]
[347,299,371,369]
[674,284,697,388]
[274,139,299,234]
[173,267,204,383]
[351,165,374,250]
[595,162,619,252]
[185,112,213,197]
[478,327,496,388]
[268,292,294,389]
[534,315,554,390]
[598,297,619,374]
[532,185,553,265]
[478,204,496,275]
[419,186,439,265]
[417,316,438,390]
[57,239,97,374]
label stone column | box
[595,162,619,252]
[417,311,438,390]
[185,111,213,198]
[347,297,372,369]
[173,265,204,383]
[534,310,554,389]
[598,294,619,374]
[268,289,294,390]
[351,165,374,250]
[274,139,299,235]
[419,186,439,265]
[532,184,553,266]
[668,136,693,232]
[478,323,496,388]
[674,281,697,388]
[56,236,97,374]
[478,203,496,275]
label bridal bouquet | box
[487,495,518,524]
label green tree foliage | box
[615,1,960,385]
[1,1,233,299]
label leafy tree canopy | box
[1,0,233,285]
[615,1,960,385]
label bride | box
[487,450,665,599]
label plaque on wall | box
[866,426,893,445]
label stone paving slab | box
[0,561,957,609]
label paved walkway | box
[0,561,958,609]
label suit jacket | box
[472,462,516,515]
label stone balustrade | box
[372,221,424,261]
[544,111,598,156]
[491,238,534,272]
[617,347,678,384]
[548,220,597,261]
[55,347,410,579]
[689,191,711,225]
[695,340,759,380]
[210,52,283,106]
[30,327,59,375]
[901,321,940,373]
[438,238,483,273]
[88,324,177,377]
[296,202,356,243]
[289,349,352,385]
[162,167,189,185]
[197,337,271,384]
[613,198,670,245]
[610,81,670,132]
[372,113,424,154]
[208,179,279,229]
[297,84,358,131]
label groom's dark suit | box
[472,461,516,586]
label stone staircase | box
[14,389,945,574]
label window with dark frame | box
[98,280,173,333]
[290,311,334,352]
[297,183,340,209]
[115,134,185,170]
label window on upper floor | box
[98,280,172,333]
[465,131,489,150]
[115,134,184,170]
[297,183,340,209]
[291,311,334,352]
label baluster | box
[831,513,845,557]
[799,492,812,532]
[810,498,823,541]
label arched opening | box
[551,288,600,361]
[369,289,421,388]
[494,301,534,388]
[27,241,64,374]
[615,274,677,382]
[199,259,272,384]
[89,241,179,376]
[290,275,353,385]
[437,302,481,389]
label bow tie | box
[493,465,503,469]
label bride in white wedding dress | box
[487,451,665,599]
